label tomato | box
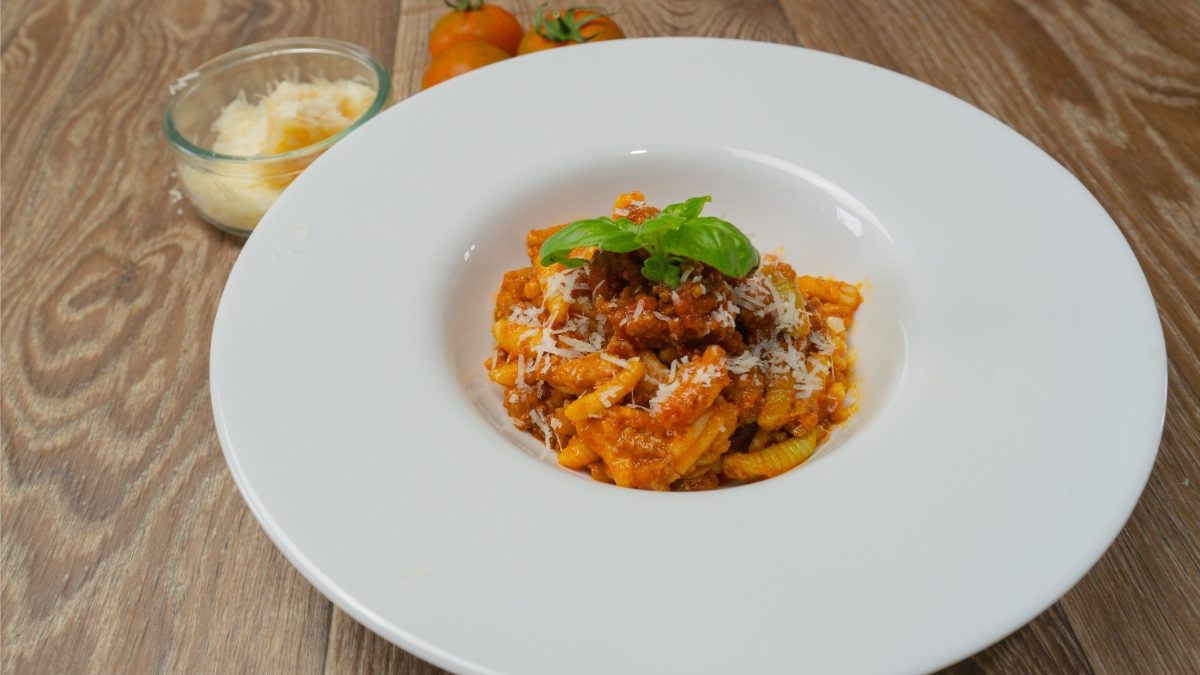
[517,7,625,55]
[421,41,511,90]
[430,1,524,58]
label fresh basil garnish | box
[538,216,642,268]
[538,195,760,286]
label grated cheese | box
[733,269,809,333]
[178,77,376,230]
[648,380,680,412]
[508,304,544,326]
[794,355,833,399]
[533,330,582,359]
[528,408,554,454]
[810,331,835,355]
[599,353,630,368]
[732,274,769,313]
[727,351,760,374]
[542,268,581,308]
[598,385,623,407]
[727,329,833,386]
[764,280,803,333]
[564,314,590,334]
[687,363,723,387]
[711,305,738,328]
[516,354,529,389]
[560,336,599,353]
[774,341,807,374]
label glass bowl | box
[164,38,391,237]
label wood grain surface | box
[2,1,1197,673]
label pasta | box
[486,192,863,490]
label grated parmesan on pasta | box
[648,380,680,412]
[486,192,862,491]
[600,353,631,368]
[560,336,599,353]
[543,268,582,307]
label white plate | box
[211,39,1166,675]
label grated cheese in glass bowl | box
[164,38,390,236]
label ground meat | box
[727,370,767,425]
[586,258,744,353]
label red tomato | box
[430,1,524,57]
[517,7,625,55]
[421,41,511,90]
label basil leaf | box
[660,216,760,278]
[635,213,684,241]
[539,217,640,267]
[536,195,761,287]
[641,254,682,287]
[661,195,712,221]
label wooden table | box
[3,1,1198,672]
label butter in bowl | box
[164,38,390,236]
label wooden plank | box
[942,605,1093,675]
[0,0,398,673]
[326,608,446,675]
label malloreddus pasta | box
[487,192,862,490]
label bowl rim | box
[163,37,392,164]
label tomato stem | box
[444,0,484,10]
[534,4,612,43]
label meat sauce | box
[488,192,863,490]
